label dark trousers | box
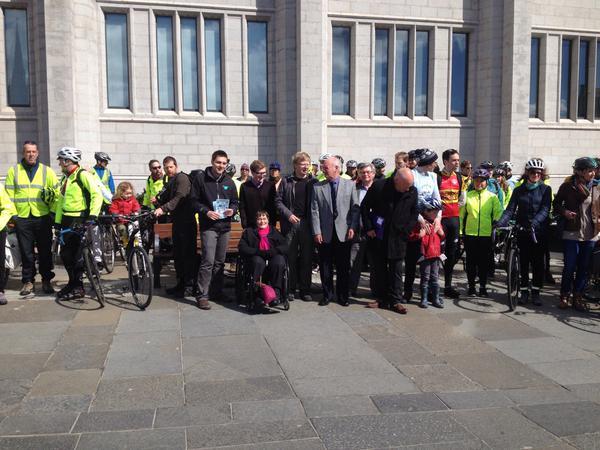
[403,239,421,295]
[251,254,286,293]
[286,219,313,293]
[441,217,459,287]
[387,258,404,307]
[196,229,230,300]
[517,231,545,290]
[15,215,54,283]
[317,232,351,302]
[464,236,492,288]
[350,237,381,296]
[0,231,8,292]
[172,219,197,286]
[60,228,84,288]
[561,239,595,295]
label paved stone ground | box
[0,259,599,450]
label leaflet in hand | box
[213,199,230,219]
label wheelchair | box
[234,253,290,313]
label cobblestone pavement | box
[0,260,599,450]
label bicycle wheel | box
[128,246,153,310]
[83,246,105,307]
[100,226,115,273]
[506,246,520,312]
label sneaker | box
[19,281,34,296]
[419,300,429,309]
[70,286,86,300]
[444,287,460,299]
[0,292,7,305]
[478,287,489,298]
[432,300,444,309]
[196,298,211,310]
[42,280,55,294]
[467,286,477,297]
[56,285,73,299]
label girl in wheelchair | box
[239,210,288,304]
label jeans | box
[560,239,595,295]
[196,229,230,300]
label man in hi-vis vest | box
[4,141,59,296]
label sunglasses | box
[529,170,542,175]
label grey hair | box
[357,162,375,172]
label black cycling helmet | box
[372,158,386,169]
[225,163,236,176]
[346,160,358,168]
[94,151,111,162]
[493,168,506,178]
[573,157,598,171]
[472,167,490,180]
[479,160,494,170]
[417,148,438,167]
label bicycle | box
[58,222,105,307]
[97,216,126,273]
[99,212,154,310]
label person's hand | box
[347,228,355,240]
[419,219,432,234]
[366,230,377,239]
[154,208,164,217]
[314,234,323,245]
[223,209,234,218]
[564,210,577,220]
[207,211,221,220]
[150,196,157,204]
[419,228,427,238]
[289,214,301,224]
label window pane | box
[4,9,29,106]
[156,16,174,110]
[560,39,571,119]
[374,28,388,116]
[578,40,589,118]
[248,21,268,113]
[205,19,222,112]
[415,31,429,116]
[105,13,129,108]
[595,41,600,119]
[181,17,198,111]
[529,37,540,118]
[332,26,350,115]
[394,29,409,116]
[451,32,468,117]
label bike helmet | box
[346,160,358,168]
[56,146,82,163]
[335,155,344,165]
[417,148,438,166]
[493,168,507,178]
[572,157,597,171]
[371,158,386,169]
[498,161,513,171]
[225,163,236,176]
[419,197,442,212]
[408,148,425,162]
[480,160,495,170]
[525,158,545,171]
[472,167,490,179]
[94,151,111,162]
[319,153,332,163]
[269,161,281,171]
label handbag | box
[256,281,277,305]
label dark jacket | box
[238,226,288,259]
[191,166,239,232]
[553,176,600,233]
[157,171,193,221]
[498,183,552,232]
[239,180,277,229]
[275,173,318,235]
[361,177,419,259]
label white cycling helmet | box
[56,146,82,163]
[499,161,513,170]
[319,153,332,163]
[525,158,545,171]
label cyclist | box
[142,160,165,210]
[93,152,115,195]
[345,160,358,180]
[0,184,17,305]
[55,147,103,300]
[460,167,502,297]
[553,157,600,310]
[407,149,421,169]
[317,153,331,181]
[460,160,472,192]
[498,161,516,189]
[493,167,513,209]
[496,158,551,306]
[372,158,387,179]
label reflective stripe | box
[13,198,45,203]
[14,184,43,189]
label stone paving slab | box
[0,379,32,415]
[70,307,122,327]
[368,338,445,366]
[311,411,474,450]
[441,314,550,341]
[181,309,259,337]
[435,390,514,410]
[501,386,581,406]
[72,409,155,433]
[232,399,306,422]
[17,394,93,414]
[452,407,564,449]
[566,383,600,403]
[529,358,600,385]
[182,335,282,382]
[371,392,448,413]
[401,324,497,356]
[103,330,181,379]
[519,401,600,436]
[115,309,180,334]
[154,404,232,427]
[489,336,595,364]
[334,310,391,327]
[290,373,418,398]
[186,419,317,448]
[352,324,409,341]
[564,432,600,450]
[59,325,115,345]
[398,364,482,392]
[0,434,79,450]
[0,321,70,354]
[0,353,50,379]
[0,301,78,323]
[196,438,326,450]
[91,374,184,411]
[76,428,186,450]
[301,396,379,418]
[29,369,101,397]
[0,412,78,435]
[44,343,109,371]
[185,376,295,406]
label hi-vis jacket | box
[460,188,502,237]
[55,167,103,225]
[4,161,59,218]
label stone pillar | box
[296,0,327,158]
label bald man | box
[361,168,419,314]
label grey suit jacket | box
[311,177,360,243]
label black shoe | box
[402,290,413,302]
[467,286,477,297]
[478,287,489,298]
[338,298,350,307]
[350,290,357,298]
[531,290,542,306]
[318,298,330,306]
[519,290,529,305]
[56,285,73,299]
[444,287,460,299]
[166,285,185,298]
[42,280,55,295]
[299,291,312,302]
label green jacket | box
[55,167,103,225]
[0,184,17,230]
[460,188,502,237]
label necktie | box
[330,181,338,218]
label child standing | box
[109,182,141,243]
[417,198,445,308]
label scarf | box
[258,226,270,251]
[526,181,541,190]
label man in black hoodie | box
[191,150,239,310]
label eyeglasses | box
[241,168,250,171]
[254,171,267,176]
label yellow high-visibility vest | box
[4,162,59,218]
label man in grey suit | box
[311,156,360,306]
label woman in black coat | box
[238,210,288,300]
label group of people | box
[0,141,599,315]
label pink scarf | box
[258,226,270,251]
